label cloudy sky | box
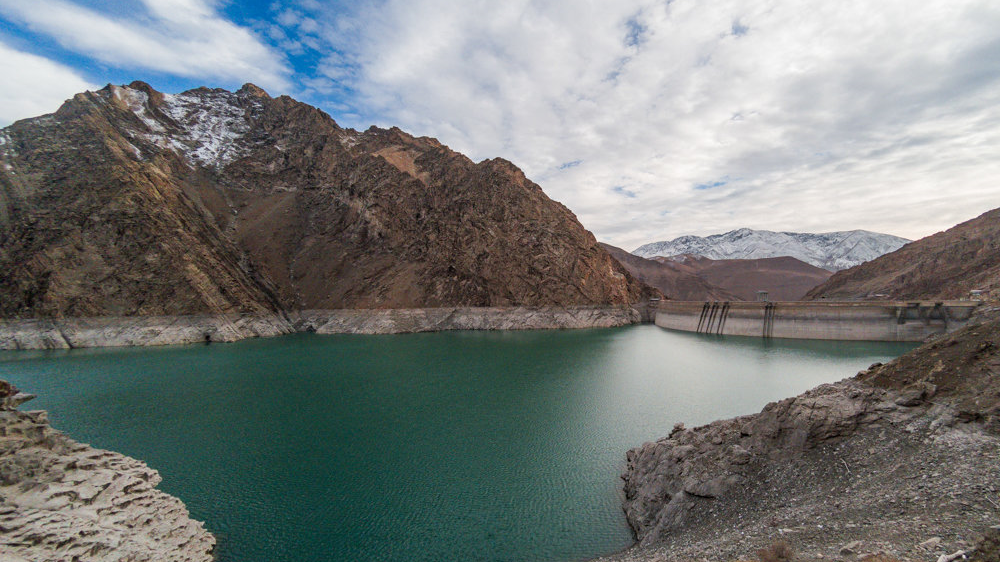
[2,0,998,250]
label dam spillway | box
[655,301,980,341]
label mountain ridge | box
[806,207,1000,300]
[633,228,909,271]
[0,81,654,319]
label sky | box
[1,0,999,251]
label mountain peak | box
[237,83,270,99]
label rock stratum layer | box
[807,207,1000,301]
[0,380,215,561]
[0,305,640,349]
[0,82,652,321]
[605,308,1000,561]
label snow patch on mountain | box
[111,85,260,169]
[633,228,910,271]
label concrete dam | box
[654,301,980,342]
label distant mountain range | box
[632,228,910,271]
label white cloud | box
[308,0,1000,249]
[0,0,291,92]
[0,42,96,126]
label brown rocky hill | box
[668,254,834,301]
[599,243,736,301]
[0,82,652,318]
[806,207,1000,301]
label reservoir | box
[0,325,915,562]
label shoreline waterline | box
[0,305,643,350]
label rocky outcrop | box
[0,305,641,349]
[806,207,1000,301]
[0,380,215,561]
[611,313,1000,561]
[0,82,653,320]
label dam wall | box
[654,301,979,341]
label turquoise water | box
[0,325,915,562]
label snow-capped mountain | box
[632,228,910,271]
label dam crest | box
[654,301,980,341]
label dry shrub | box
[757,541,795,562]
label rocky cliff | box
[0,82,651,320]
[0,380,215,561]
[806,207,1000,301]
[607,308,1000,561]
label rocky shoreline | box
[0,381,215,561]
[0,305,643,350]
[598,308,1000,562]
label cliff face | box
[613,310,1000,561]
[0,82,651,318]
[806,207,1000,301]
[0,380,215,561]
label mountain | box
[806,207,1000,301]
[633,228,910,271]
[599,244,737,301]
[663,254,834,301]
[601,244,832,301]
[0,81,652,318]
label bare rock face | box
[806,207,1000,301]
[616,313,1000,561]
[0,380,215,561]
[0,82,652,319]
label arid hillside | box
[662,254,833,301]
[600,243,736,301]
[807,207,1000,301]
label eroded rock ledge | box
[0,305,642,350]
[0,380,215,561]
[604,314,1000,562]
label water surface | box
[0,325,915,562]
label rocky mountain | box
[0,82,652,319]
[633,228,909,271]
[663,254,834,301]
[599,243,737,301]
[806,207,1000,301]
